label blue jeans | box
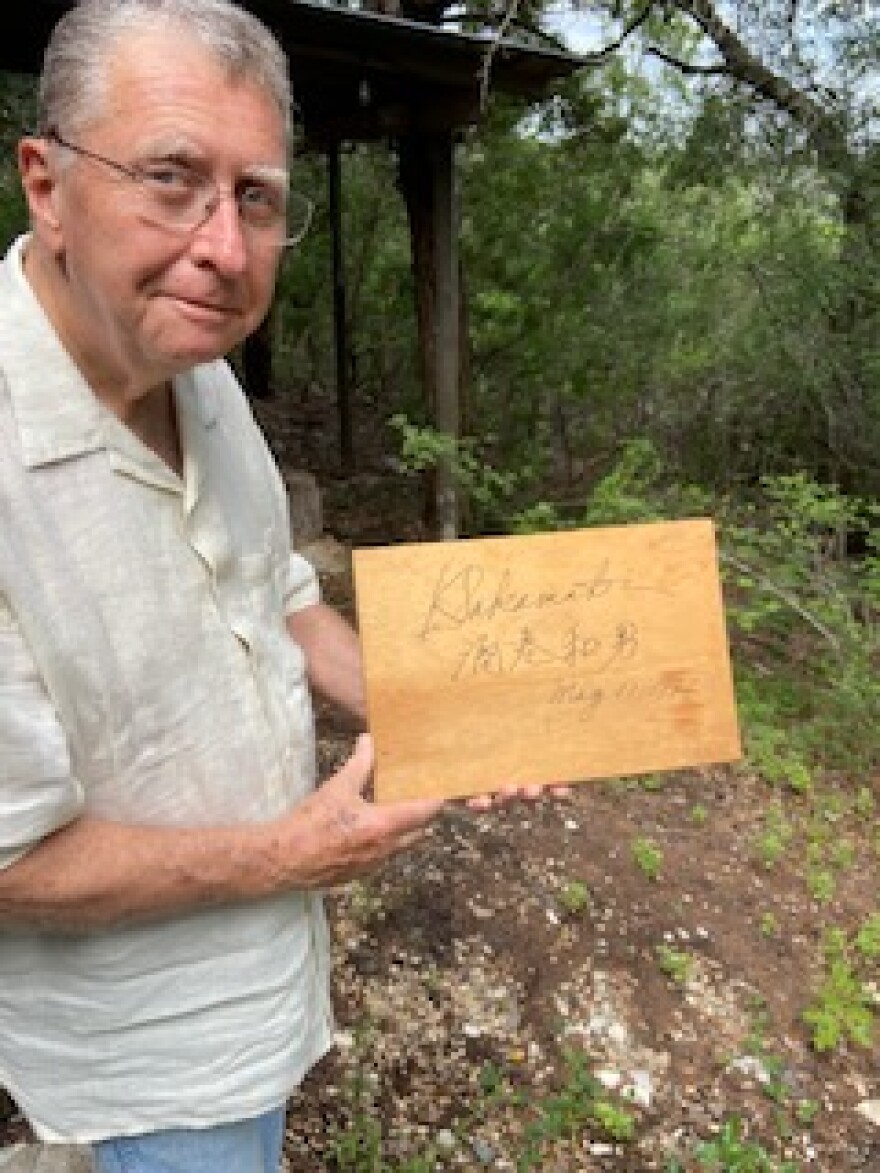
[92,1106,286,1173]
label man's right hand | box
[279,734,446,890]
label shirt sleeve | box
[282,551,321,615]
[0,596,85,870]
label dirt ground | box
[2,392,877,1171]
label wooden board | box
[353,519,741,803]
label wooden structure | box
[7,1,582,535]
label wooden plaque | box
[353,519,741,803]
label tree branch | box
[721,551,843,654]
[580,4,654,64]
[672,0,844,164]
[647,46,728,75]
[479,0,522,112]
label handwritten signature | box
[418,560,669,639]
[451,621,639,682]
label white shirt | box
[0,236,333,1143]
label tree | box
[546,0,879,490]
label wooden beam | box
[328,143,354,470]
[430,131,460,540]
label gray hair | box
[38,0,292,144]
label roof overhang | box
[10,1,583,144]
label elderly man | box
[0,2,452,1169]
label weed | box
[639,773,665,792]
[855,912,880,961]
[517,1049,635,1170]
[592,1098,636,1141]
[657,945,695,986]
[632,836,664,881]
[795,1098,820,1125]
[854,786,875,820]
[760,912,780,938]
[806,868,836,904]
[802,928,875,1052]
[691,803,709,825]
[692,1115,798,1171]
[755,806,794,868]
[559,879,591,917]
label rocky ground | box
[2,392,877,1171]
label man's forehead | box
[91,36,287,166]
[102,27,283,128]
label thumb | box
[336,732,374,797]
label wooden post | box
[430,131,459,540]
[398,132,460,539]
[328,142,354,470]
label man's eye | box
[239,183,284,216]
[141,165,200,192]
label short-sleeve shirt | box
[0,235,333,1143]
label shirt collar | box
[0,234,219,472]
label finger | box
[384,794,446,831]
[466,795,495,812]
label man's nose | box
[190,192,249,272]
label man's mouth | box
[170,295,241,319]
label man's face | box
[42,28,288,387]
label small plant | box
[592,1098,636,1142]
[806,868,836,904]
[331,1106,384,1170]
[755,805,794,868]
[760,911,780,938]
[693,1115,798,1171]
[854,786,875,820]
[855,912,880,960]
[657,945,695,986]
[632,836,663,881]
[639,773,665,792]
[802,928,875,1052]
[795,1098,820,1125]
[691,802,709,825]
[559,879,591,917]
[517,1049,636,1169]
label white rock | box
[856,1099,880,1127]
[626,1070,654,1108]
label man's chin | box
[161,328,250,369]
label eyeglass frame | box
[41,126,313,249]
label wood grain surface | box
[353,519,741,802]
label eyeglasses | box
[45,127,313,249]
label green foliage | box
[389,414,525,532]
[631,836,664,881]
[802,927,876,1052]
[657,945,695,986]
[517,1049,636,1169]
[854,912,880,961]
[691,1115,799,1172]
[722,474,880,777]
[0,72,36,250]
[558,879,591,917]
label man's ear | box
[18,136,65,249]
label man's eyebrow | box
[134,138,289,183]
[242,164,289,185]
